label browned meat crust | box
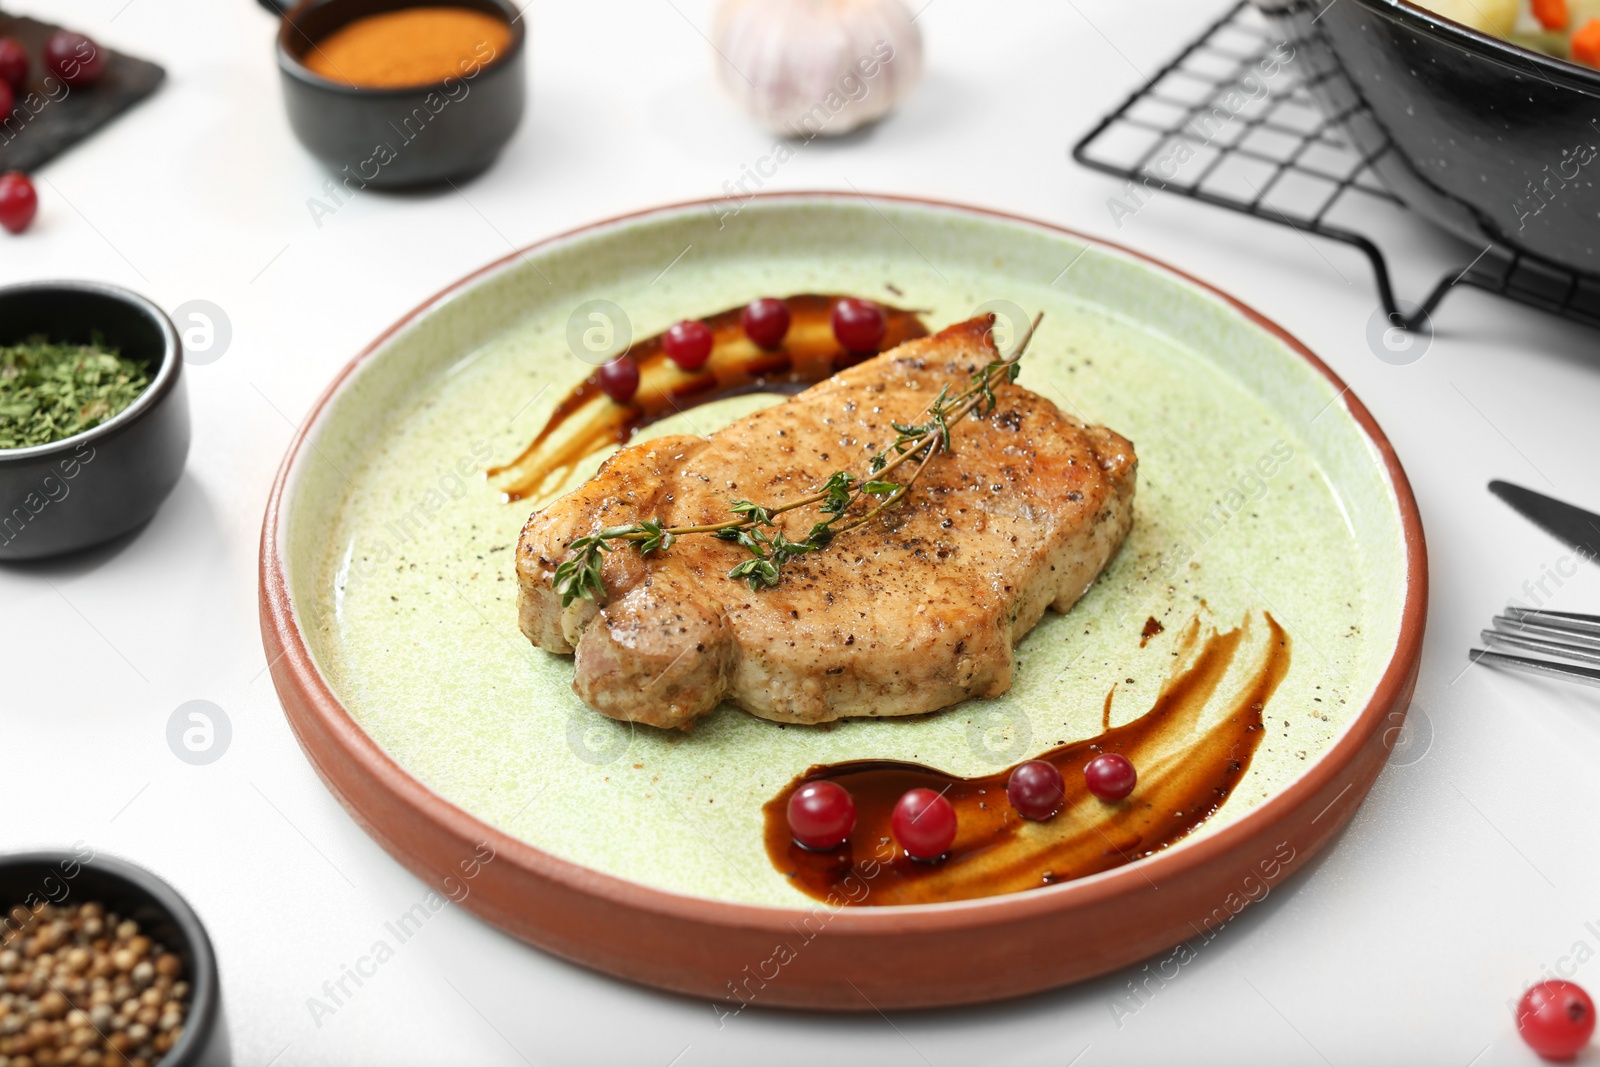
[516,316,1137,729]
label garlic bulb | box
[712,0,924,137]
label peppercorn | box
[0,900,191,1065]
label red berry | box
[891,787,957,861]
[597,356,640,403]
[741,297,791,348]
[663,320,713,371]
[831,298,887,354]
[1006,760,1064,820]
[786,781,856,851]
[0,38,26,90]
[45,31,106,88]
[1519,981,1595,1060]
[1084,753,1137,801]
[0,172,36,235]
[0,79,12,121]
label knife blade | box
[1489,480,1600,564]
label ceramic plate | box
[260,193,1426,1009]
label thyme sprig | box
[551,314,1042,607]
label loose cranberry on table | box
[741,297,791,348]
[786,780,856,851]
[1518,981,1595,1060]
[1006,760,1064,821]
[1084,752,1137,801]
[45,30,107,88]
[0,171,37,235]
[892,787,957,861]
[831,297,887,354]
[0,37,27,90]
[597,355,640,403]
[663,319,713,371]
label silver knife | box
[1488,481,1600,565]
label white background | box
[4,1,1600,1064]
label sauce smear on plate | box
[488,294,927,502]
[763,613,1290,905]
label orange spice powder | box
[303,7,512,89]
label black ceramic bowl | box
[0,282,189,562]
[263,0,526,188]
[0,850,230,1065]
[1260,0,1600,289]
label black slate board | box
[0,13,165,173]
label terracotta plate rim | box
[259,190,1428,935]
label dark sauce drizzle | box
[487,294,928,502]
[762,614,1291,906]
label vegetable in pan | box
[1414,0,1600,67]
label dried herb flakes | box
[0,335,151,450]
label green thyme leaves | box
[548,312,1041,605]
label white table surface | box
[5,0,1600,1063]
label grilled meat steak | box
[516,316,1137,728]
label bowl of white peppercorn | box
[0,850,229,1066]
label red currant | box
[1084,753,1137,801]
[1518,981,1595,1060]
[44,30,105,88]
[597,356,640,404]
[1006,760,1064,820]
[0,172,37,235]
[663,320,713,371]
[741,297,791,348]
[0,38,25,91]
[786,780,856,851]
[892,787,957,861]
[831,298,887,354]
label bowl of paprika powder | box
[262,0,526,188]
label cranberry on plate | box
[45,30,106,88]
[597,355,640,403]
[0,171,37,235]
[663,319,713,371]
[786,780,856,851]
[1006,760,1064,820]
[830,297,886,355]
[0,37,26,90]
[741,297,791,348]
[1084,752,1137,801]
[1518,981,1595,1060]
[892,787,956,861]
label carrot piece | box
[1534,0,1569,30]
[1573,17,1600,66]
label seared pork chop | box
[516,316,1137,729]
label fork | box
[1471,607,1600,688]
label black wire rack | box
[1072,1,1600,333]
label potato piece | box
[1568,0,1600,30]
[1412,0,1519,36]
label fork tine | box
[1503,606,1600,638]
[1471,649,1600,689]
[1492,614,1600,651]
[1482,629,1600,667]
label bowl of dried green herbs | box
[0,281,188,560]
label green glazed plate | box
[274,194,1413,910]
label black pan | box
[1260,0,1600,284]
